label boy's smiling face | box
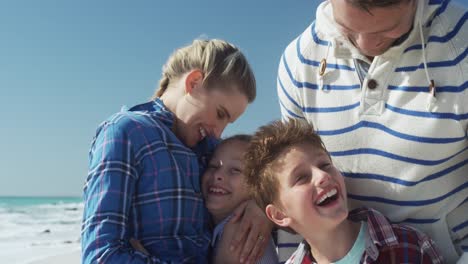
[266,143,348,234]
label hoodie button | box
[368,79,378,90]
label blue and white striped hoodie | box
[277,0,467,263]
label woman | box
[81,39,272,263]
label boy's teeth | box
[316,188,337,205]
[210,187,227,194]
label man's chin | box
[360,47,391,58]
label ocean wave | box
[0,199,84,243]
[0,198,83,262]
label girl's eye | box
[207,164,219,170]
[217,109,225,119]
[229,167,242,175]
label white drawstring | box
[418,3,436,111]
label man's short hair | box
[244,119,329,211]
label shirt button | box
[368,79,378,90]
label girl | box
[202,135,279,264]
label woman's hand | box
[229,200,274,264]
[130,238,150,255]
[212,220,243,264]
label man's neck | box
[304,220,361,263]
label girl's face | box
[202,140,250,223]
[174,84,249,148]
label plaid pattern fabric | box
[286,208,444,264]
[81,99,215,263]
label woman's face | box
[174,83,249,148]
[202,140,250,222]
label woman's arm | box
[213,218,243,264]
[81,122,160,263]
[228,200,275,264]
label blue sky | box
[0,0,319,196]
[1,0,465,197]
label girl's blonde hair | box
[152,39,256,102]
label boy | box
[244,120,443,264]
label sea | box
[0,196,83,263]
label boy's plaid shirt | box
[285,207,444,264]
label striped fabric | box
[81,99,215,263]
[277,231,303,264]
[285,208,444,264]
[277,0,467,263]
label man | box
[277,0,467,263]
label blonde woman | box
[81,39,272,263]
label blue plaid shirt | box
[81,98,215,263]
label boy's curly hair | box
[244,119,329,211]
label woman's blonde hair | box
[152,39,256,103]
